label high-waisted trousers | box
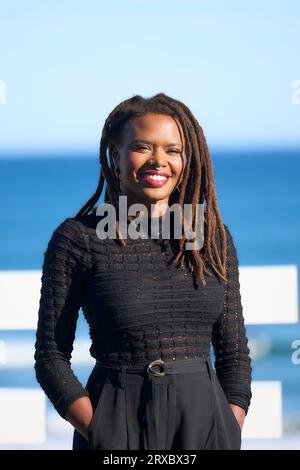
[72,355,242,450]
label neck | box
[119,193,170,219]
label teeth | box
[142,174,168,181]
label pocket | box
[87,407,97,438]
[227,402,242,435]
[88,379,107,449]
[217,382,242,436]
[205,359,241,449]
[88,376,128,450]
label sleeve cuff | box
[54,388,90,420]
[226,396,251,416]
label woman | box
[34,92,252,450]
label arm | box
[211,224,252,429]
[34,218,93,433]
[65,396,93,441]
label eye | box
[133,146,180,154]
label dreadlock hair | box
[75,92,228,288]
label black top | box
[34,208,252,420]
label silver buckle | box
[147,358,166,377]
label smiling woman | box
[34,92,252,450]
[113,114,186,200]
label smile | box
[139,173,171,187]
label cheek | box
[172,158,184,176]
[124,154,145,175]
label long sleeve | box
[211,224,252,415]
[34,217,92,420]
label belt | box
[95,355,210,378]
[94,355,212,449]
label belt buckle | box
[147,358,166,377]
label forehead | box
[120,113,184,147]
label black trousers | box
[72,356,241,450]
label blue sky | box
[0,0,299,155]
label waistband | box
[95,355,211,377]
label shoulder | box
[214,222,238,271]
[53,206,100,237]
[223,223,234,246]
[214,222,234,249]
[221,224,241,275]
[50,217,84,244]
[47,213,95,259]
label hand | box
[229,403,245,432]
[65,396,94,441]
[79,416,94,441]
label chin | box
[141,189,173,200]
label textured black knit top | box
[34,207,252,421]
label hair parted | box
[75,92,228,288]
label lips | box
[140,170,172,178]
[139,171,172,187]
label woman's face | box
[114,113,186,214]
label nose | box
[148,148,167,168]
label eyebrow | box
[129,139,182,148]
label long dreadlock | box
[75,93,228,288]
